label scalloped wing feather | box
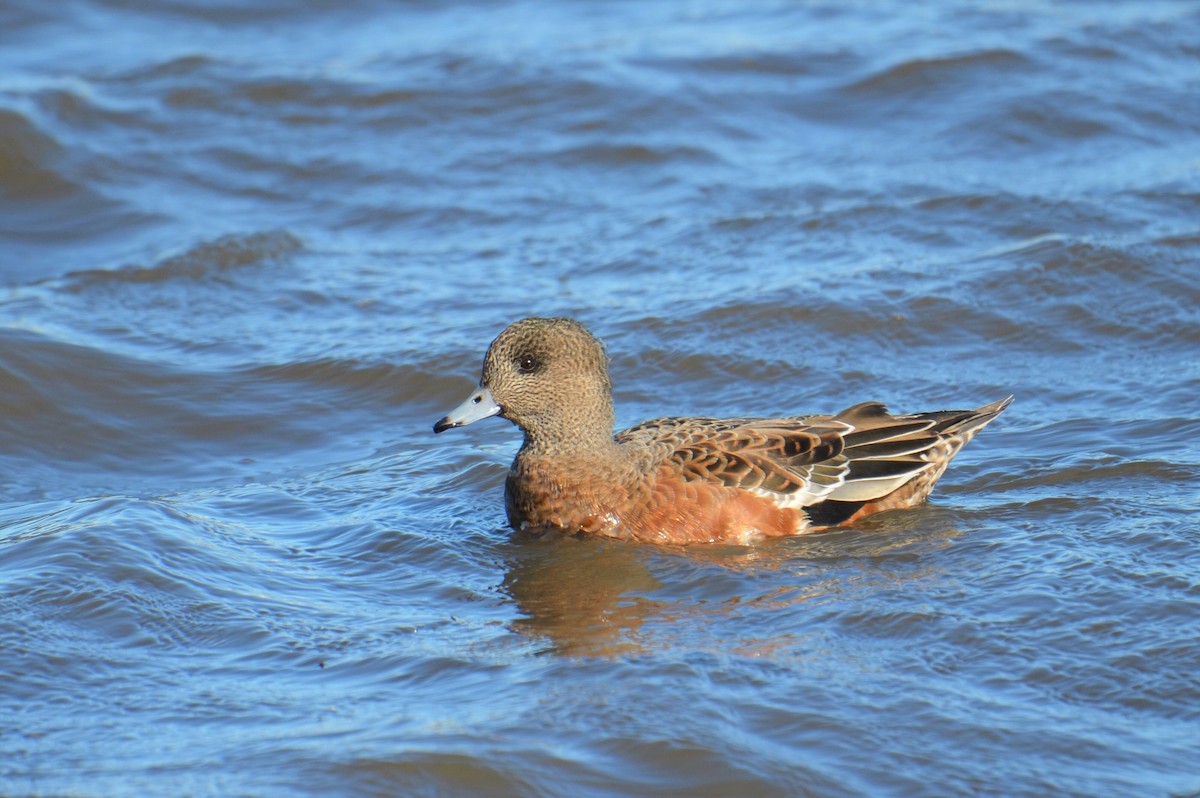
[615,396,1012,513]
[617,415,853,508]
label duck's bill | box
[433,386,501,433]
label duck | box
[434,317,1011,545]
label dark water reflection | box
[503,513,966,659]
[504,535,663,657]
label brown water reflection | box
[502,533,661,657]
[501,509,965,657]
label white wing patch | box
[747,458,851,509]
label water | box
[2,0,1198,795]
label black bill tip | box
[432,417,457,434]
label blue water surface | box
[1,1,1198,796]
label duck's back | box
[602,397,1011,542]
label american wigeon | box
[434,317,1011,544]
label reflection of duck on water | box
[501,512,964,658]
[436,317,1010,545]
[501,534,661,657]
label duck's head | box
[433,317,615,450]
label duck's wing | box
[822,397,1012,503]
[617,396,1012,516]
[617,414,856,508]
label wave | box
[843,49,1032,97]
[0,108,161,282]
[62,230,304,288]
[0,318,493,499]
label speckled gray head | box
[432,317,614,445]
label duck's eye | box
[517,354,539,374]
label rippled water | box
[2,1,1198,796]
